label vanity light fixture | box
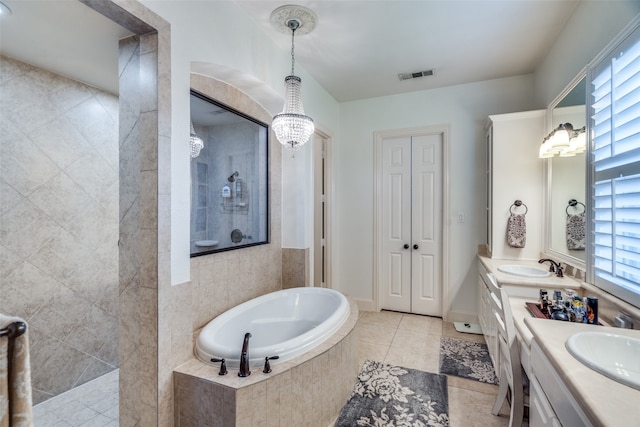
[270,5,316,151]
[190,121,204,158]
[539,123,580,158]
[0,1,12,15]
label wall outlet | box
[457,212,465,223]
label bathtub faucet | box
[238,332,252,377]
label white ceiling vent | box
[398,69,435,81]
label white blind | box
[591,23,640,307]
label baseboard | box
[446,310,478,324]
[354,298,376,312]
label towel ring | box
[566,199,585,215]
[509,200,528,215]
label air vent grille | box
[398,69,435,81]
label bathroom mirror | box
[190,90,269,256]
[544,71,587,267]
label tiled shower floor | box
[33,369,119,427]
[32,313,509,426]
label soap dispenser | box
[221,183,231,198]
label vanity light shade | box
[569,128,587,154]
[272,75,315,150]
[550,123,573,149]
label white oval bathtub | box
[195,287,350,369]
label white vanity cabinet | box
[477,262,499,375]
[530,339,593,427]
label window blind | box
[590,22,640,307]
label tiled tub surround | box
[0,54,119,404]
[174,299,359,427]
[282,248,310,289]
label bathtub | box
[195,287,350,369]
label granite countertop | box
[478,256,581,288]
[525,317,640,426]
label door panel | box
[412,134,442,315]
[381,137,412,312]
[380,132,442,316]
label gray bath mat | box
[335,360,449,426]
[439,336,498,384]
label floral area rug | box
[438,336,498,385]
[335,360,449,427]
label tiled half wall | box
[173,300,359,427]
[0,54,119,404]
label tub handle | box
[263,356,279,374]
[211,358,228,375]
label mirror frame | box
[542,67,587,270]
[189,89,271,257]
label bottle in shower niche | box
[235,178,242,198]
[221,183,231,198]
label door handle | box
[413,244,419,250]
[403,244,410,249]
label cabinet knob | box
[413,244,419,250]
[403,244,410,249]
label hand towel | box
[566,211,586,250]
[0,315,33,427]
[507,213,526,248]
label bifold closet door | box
[380,133,442,316]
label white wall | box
[534,1,640,108]
[336,75,537,317]
[489,110,546,261]
[138,1,340,284]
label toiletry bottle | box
[222,184,231,198]
[586,297,598,324]
[236,178,242,198]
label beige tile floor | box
[357,310,510,426]
[32,312,510,426]
[32,369,118,427]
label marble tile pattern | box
[173,300,360,427]
[282,248,309,289]
[0,54,119,404]
[117,31,164,427]
[33,369,119,427]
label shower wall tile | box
[28,116,93,170]
[0,130,60,196]
[0,55,120,405]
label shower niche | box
[190,90,269,256]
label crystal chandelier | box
[190,121,204,158]
[271,6,316,151]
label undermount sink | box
[566,331,640,391]
[497,264,552,278]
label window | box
[589,18,640,307]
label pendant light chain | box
[290,25,297,76]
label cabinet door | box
[530,376,562,427]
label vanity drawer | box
[531,340,592,427]
[530,376,562,427]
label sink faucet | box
[538,258,564,277]
[238,332,252,377]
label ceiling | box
[0,0,580,101]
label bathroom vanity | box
[478,256,640,427]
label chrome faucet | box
[538,258,564,277]
[238,332,252,377]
